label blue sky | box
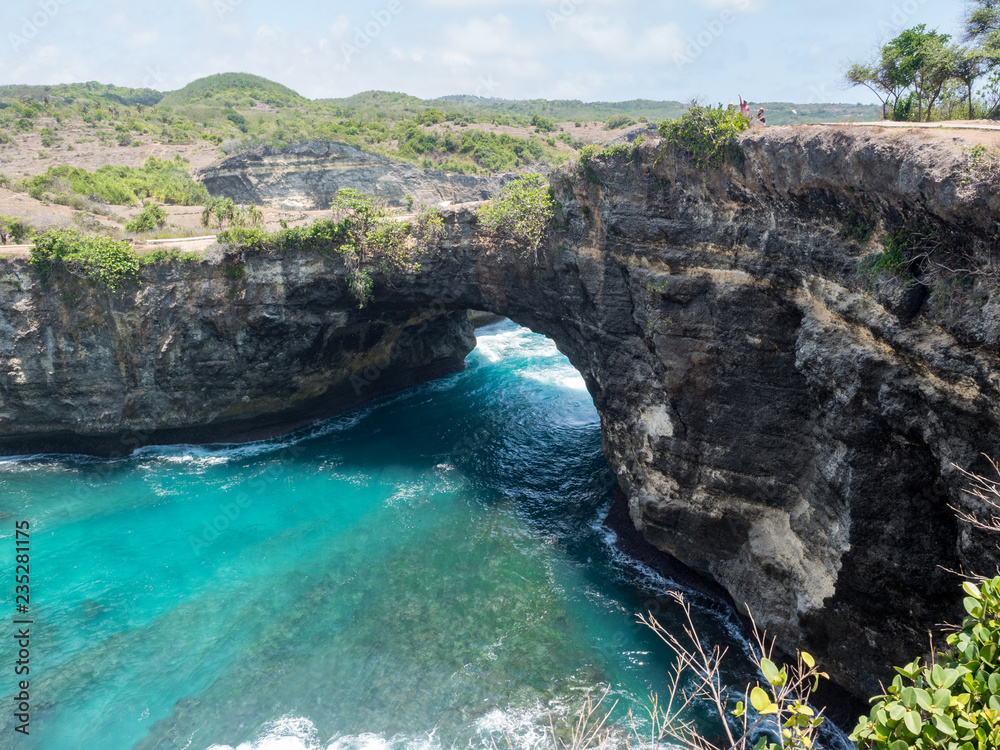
[0,0,970,104]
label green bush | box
[137,248,202,265]
[125,202,167,233]
[531,114,557,133]
[477,173,554,252]
[604,114,636,130]
[218,219,347,253]
[852,576,1000,750]
[30,229,138,290]
[863,228,916,283]
[659,104,749,168]
[0,214,31,244]
[18,156,209,207]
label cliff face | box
[0,252,475,455]
[200,141,509,210]
[528,126,1000,697]
[3,126,1000,697]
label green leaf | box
[933,688,952,709]
[801,651,816,669]
[901,686,918,709]
[965,597,984,618]
[989,672,1000,695]
[915,688,933,711]
[750,686,772,713]
[890,741,909,750]
[964,581,982,600]
[733,701,745,718]
[904,710,924,736]
[761,658,780,684]
[934,713,957,737]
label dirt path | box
[822,120,1000,132]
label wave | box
[205,716,441,750]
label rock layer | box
[200,141,510,210]
[3,126,1000,697]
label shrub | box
[17,156,209,207]
[851,576,1000,750]
[659,104,749,169]
[477,173,554,253]
[0,214,31,244]
[604,114,636,130]
[137,248,202,265]
[125,202,167,233]
[531,114,557,133]
[217,219,347,254]
[30,229,138,290]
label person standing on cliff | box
[757,107,766,125]
[739,96,751,121]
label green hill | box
[158,73,307,108]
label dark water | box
[0,321,849,750]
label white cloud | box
[126,30,160,49]
[560,14,686,63]
[443,15,534,57]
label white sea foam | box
[519,367,588,392]
[205,716,442,750]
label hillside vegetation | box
[0,73,882,178]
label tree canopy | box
[845,10,1000,121]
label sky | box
[0,0,972,104]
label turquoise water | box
[1,321,815,750]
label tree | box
[329,188,419,308]
[846,24,994,122]
[955,47,989,119]
[846,61,904,119]
[883,25,955,121]
[965,0,1000,62]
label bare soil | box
[0,120,219,179]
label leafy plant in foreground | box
[638,592,827,750]
[851,575,1000,750]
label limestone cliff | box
[3,126,1000,698]
[200,141,510,210]
[0,251,475,455]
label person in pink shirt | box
[738,96,751,120]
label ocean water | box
[0,321,837,750]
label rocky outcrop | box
[4,126,1000,698]
[200,141,510,210]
